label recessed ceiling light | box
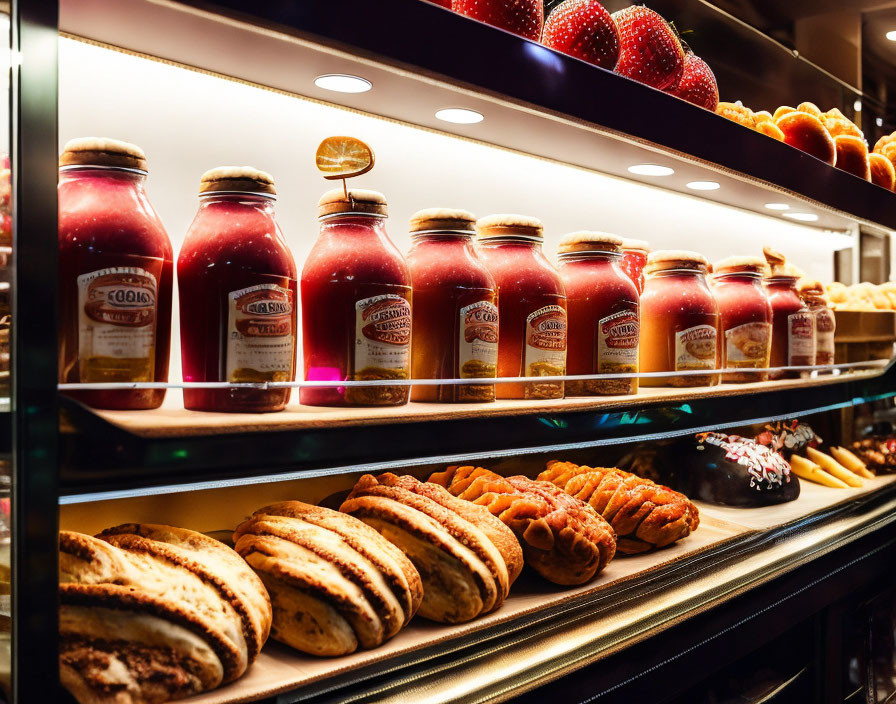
[764,203,790,211]
[313,74,372,93]
[854,99,863,112]
[435,108,484,124]
[686,180,720,191]
[783,212,819,222]
[877,117,884,127]
[887,30,896,41]
[628,164,674,176]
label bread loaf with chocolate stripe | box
[233,501,422,656]
[59,526,271,704]
[538,462,699,554]
[428,466,616,585]
[341,473,521,623]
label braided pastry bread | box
[233,501,422,656]
[428,466,616,585]
[59,525,272,704]
[341,473,522,623]
[538,461,699,554]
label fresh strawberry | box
[542,0,619,70]
[668,52,718,110]
[452,0,544,41]
[429,0,451,7]
[612,5,685,90]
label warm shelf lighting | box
[313,74,372,93]
[854,99,862,113]
[783,212,819,222]
[435,108,484,124]
[628,164,674,176]
[877,117,884,127]
[887,30,896,41]
[686,180,720,191]
[764,203,790,211]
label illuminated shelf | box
[59,365,895,499]
[59,0,896,234]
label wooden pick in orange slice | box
[315,136,375,180]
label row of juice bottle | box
[58,138,833,413]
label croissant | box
[428,466,616,586]
[538,461,699,554]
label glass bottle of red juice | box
[799,279,835,367]
[710,256,772,383]
[640,251,720,387]
[178,167,297,412]
[620,238,650,295]
[765,270,816,379]
[58,137,173,410]
[557,232,639,396]
[300,189,412,407]
[407,208,498,403]
[476,214,567,400]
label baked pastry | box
[340,473,522,623]
[428,466,616,585]
[233,501,422,656]
[754,420,820,458]
[850,436,896,473]
[59,525,272,704]
[538,461,699,554]
[670,432,800,507]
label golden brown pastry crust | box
[341,473,519,622]
[538,462,699,554]
[428,467,616,585]
[233,502,422,656]
[59,528,271,704]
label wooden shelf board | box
[77,369,887,439]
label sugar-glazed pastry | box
[428,466,616,585]
[340,473,521,623]
[233,501,422,656]
[538,461,699,554]
[59,525,272,704]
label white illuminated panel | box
[59,39,847,381]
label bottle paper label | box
[524,304,567,377]
[815,311,835,362]
[674,324,717,371]
[458,300,498,379]
[77,266,157,378]
[597,310,639,373]
[787,312,816,365]
[724,322,771,368]
[226,283,295,382]
[354,293,411,376]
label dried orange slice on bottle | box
[315,136,375,180]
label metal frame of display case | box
[6,0,896,701]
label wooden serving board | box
[69,369,886,439]
[180,516,746,704]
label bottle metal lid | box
[557,231,623,255]
[477,213,543,240]
[409,207,476,235]
[199,166,276,196]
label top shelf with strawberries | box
[60,0,896,234]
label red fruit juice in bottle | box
[765,273,816,379]
[710,256,772,383]
[407,208,498,403]
[178,167,297,412]
[300,189,412,407]
[620,238,649,295]
[476,214,567,399]
[640,251,720,387]
[557,232,639,396]
[58,138,173,410]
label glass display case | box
[5,0,896,702]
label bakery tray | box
[170,476,896,704]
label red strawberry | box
[429,0,451,7]
[668,53,718,110]
[542,0,619,70]
[612,5,685,90]
[452,0,544,41]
